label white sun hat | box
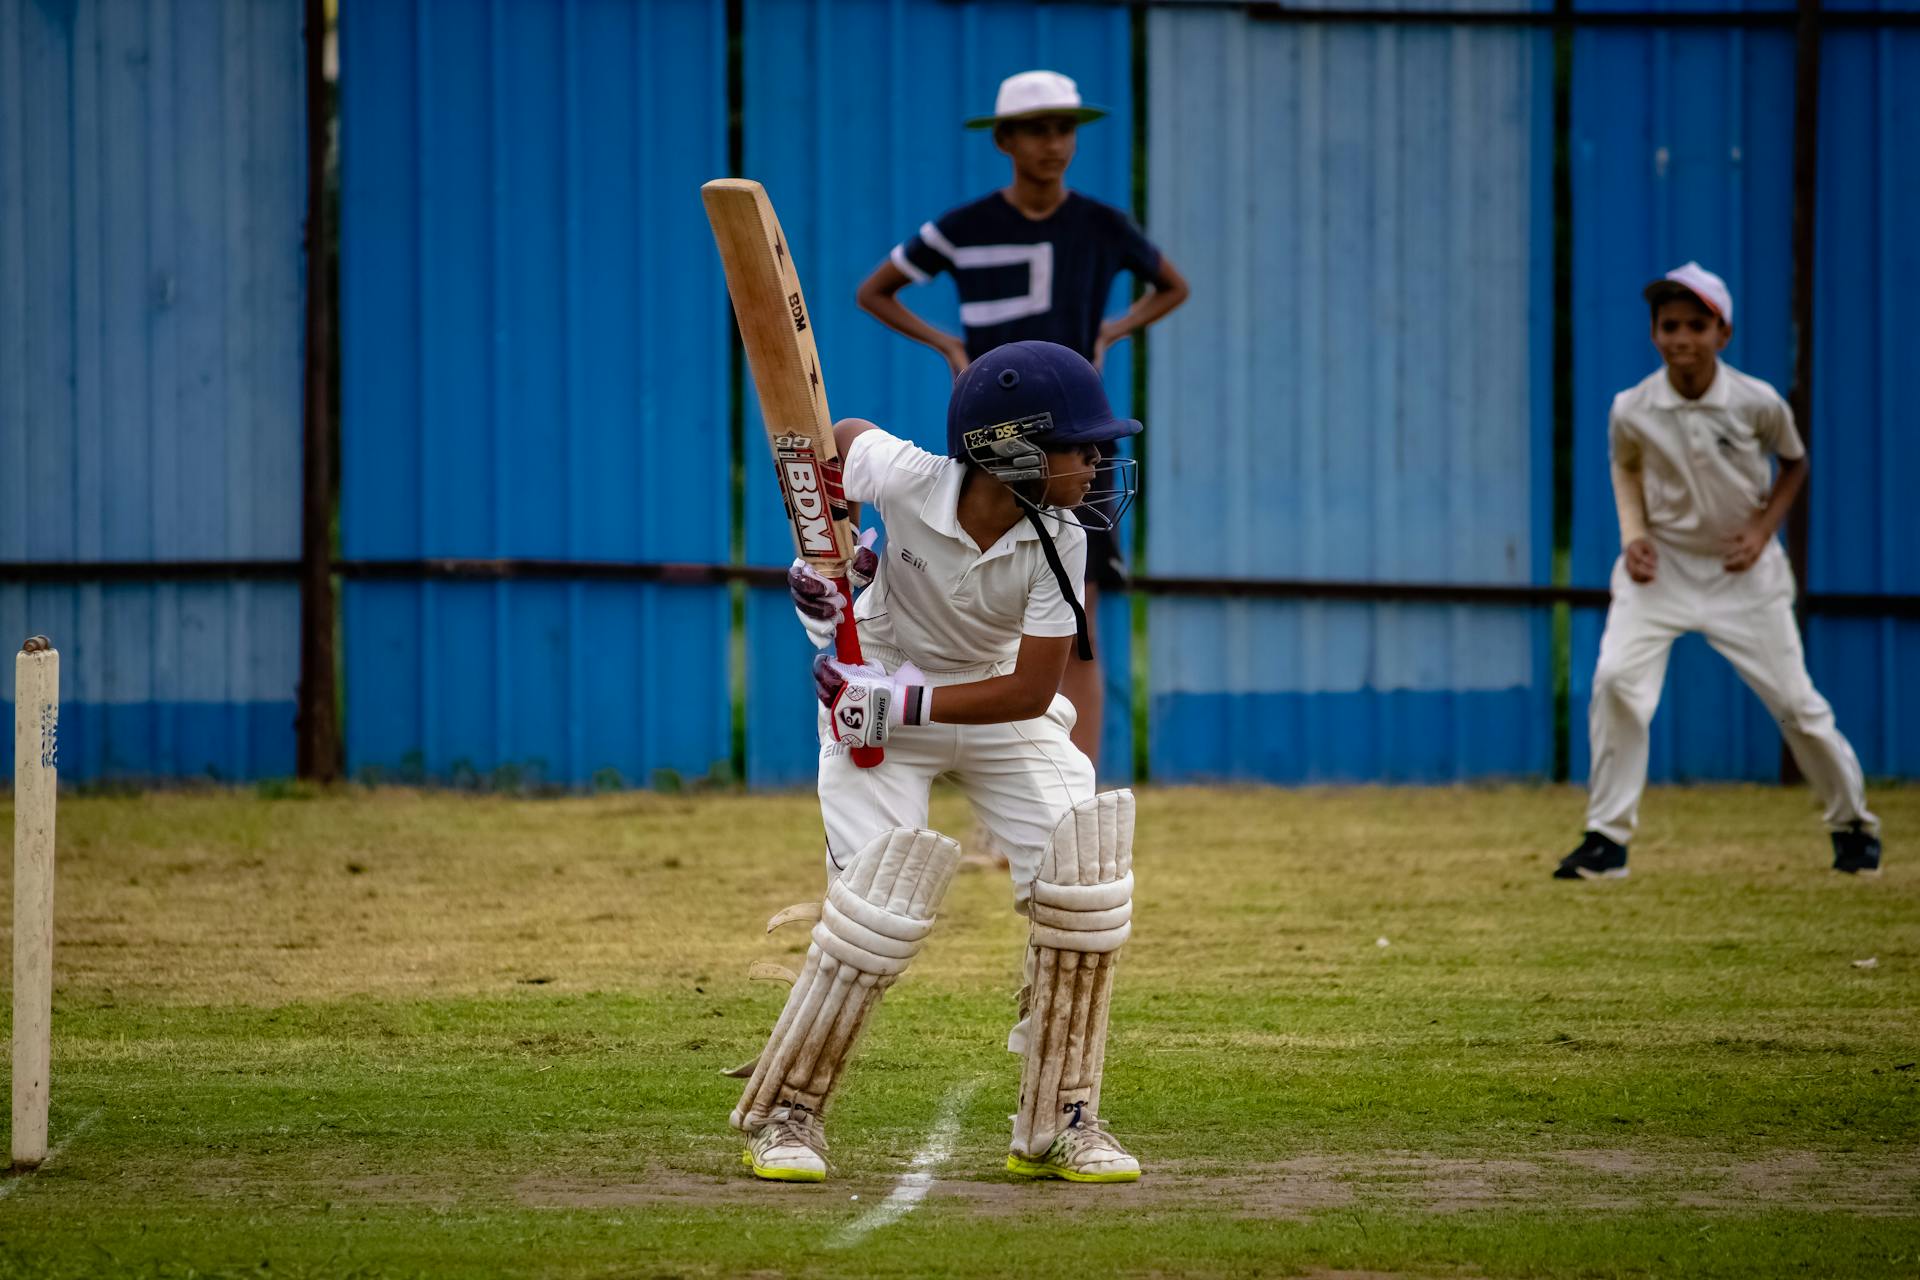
[965,70,1108,130]
[1647,261,1734,326]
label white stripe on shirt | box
[956,242,1054,327]
[919,220,960,264]
[890,243,930,284]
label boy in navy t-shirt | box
[857,69,1189,761]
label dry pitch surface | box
[0,782,1915,1278]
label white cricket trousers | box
[1585,540,1878,844]
[816,646,1095,908]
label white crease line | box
[0,1108,101,1201]
[829,1080,980,1248]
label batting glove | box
[788,530,879,648]
[813,653,932,749]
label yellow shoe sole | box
[1005,1153,1140,1183]
[743,1149,825,1183]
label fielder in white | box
[731,340,1143,1184]
[1556,262,1882,881]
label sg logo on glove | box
[831,687,889,748]
[815,652,924,750]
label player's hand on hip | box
[787,533,879,648]
[1722,522,1769,574]
[940,336,970,381]
[813,653,930,749]
[1625,537,1659,584]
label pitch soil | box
[505,1147,1915,1218]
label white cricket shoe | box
[1007,1119,1141,1183]
[743,1104,827,1183]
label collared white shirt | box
[842,429,1086,676]
[1609,362,1805,558]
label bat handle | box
[828,575,883,769]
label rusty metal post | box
[298,0,340,782]
[1781,0,1821,785]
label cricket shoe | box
[1007,1120,1141,1183]
[1831,823,1883,877]
[743,1104,827,1183]
[1553,831,1628,880]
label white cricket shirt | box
[842,429,1086,677]
[1608,362,1806,558]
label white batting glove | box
[787,563,847,648]
[846,528,880,591]
[788,530,879,649]
[813,654,932,749]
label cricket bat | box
[701,178,882,768]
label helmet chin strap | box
[1024,508,1093,662]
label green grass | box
[1,784,1915,1277]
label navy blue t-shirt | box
[892,191,1162,362]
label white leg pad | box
[731,827,961,1132]
[1011,790,1135,1159]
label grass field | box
[0,782,1914,1278]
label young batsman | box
[730,341,1144,1186]
[856,69,1189,762]
[1555,262,1882,880]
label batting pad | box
[732,827,962,1132]
[1012,790,1135,1158]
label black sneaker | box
[1553,831,1629,880]
[1831,823,1882,876]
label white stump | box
[12,638,57,1169]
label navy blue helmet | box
[945,342,1140,533]
[943,341,1142,660]
[946,340,1141,462]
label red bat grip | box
[828,574,884,769]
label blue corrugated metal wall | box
[338,0,731,787]
[0,0,304,781]
[1569,8,1918,784]
[738,0,1138,785]
[328,0,1916,791]
[1143,2,1557,782]
[10,2,1914,790]
[1806,23,1920,778]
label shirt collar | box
[1648,362,1731,410]
[920,461,1044,553]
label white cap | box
[965,70,1108,130]
[1650,261,1734,326]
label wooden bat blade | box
[701,178,853,572]
[703,177,883,770]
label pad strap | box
[1030,872,1133,912]
[826,876,936,945]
